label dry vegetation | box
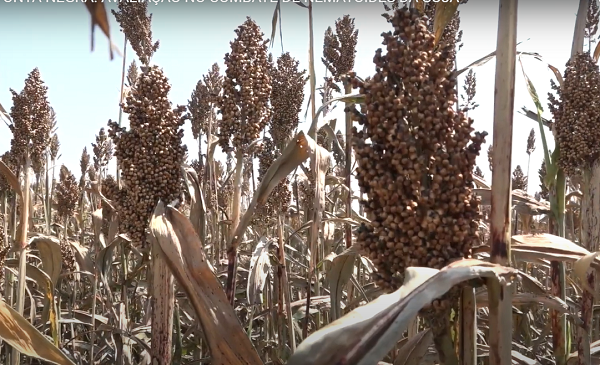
[3,1,600,365]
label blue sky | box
[0,0,581,195]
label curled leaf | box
[0,160,23,200]
[574,252,600,298]
[0,299,75,365]
[150,201,263,365]
[287,260,516,365]
[247,237,272,305]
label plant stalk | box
[12,154,32,365]
[116,36,128,187]
[226,150,244,305]
[150,238,175,365]
[488,1,518,365]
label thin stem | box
[12,154,32,365]
[225,150,244,305]
[116,36,128,187]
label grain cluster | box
[108,66,187,246]
[270,53,306,149]
[112,1,159,65]
[549,53,600,177]
[322,15,359,81]
[8,68,52,167]
[352,8,485,291]
[218,17,272,155]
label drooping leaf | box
[68,240,94,274]
[307,94,365,137]
[270,0,281,47]
[229,131,327,251]
[325,246,358,321]
[0,299,75,365]
[247,237,272,305]
[286,260,516,365]
[573,252,600,298]
[4,259,60,345]
[96,234,129,295]
[393,329,433,365]
[0,159,23,200]
[150,201,263,365]
[31,235,63,286]
[452,43,532,77]
[83,2,114,60]
[182,165,206,241]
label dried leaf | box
[547,64,564,90]
[0,299,74,365]
[83,2,114,60]
[287,260,516,365]
[474,188,550,215]
[31,235,63,286]
[594,41,600,63]
[433,0,460,45]
[247,237,272,305]
[0,101,11,122]
[574,252,600,298]
[68,241,94,274]
[452,42,530,78]
[270,0,280,47]
[0,160,23,200]
[150,201,263,365]
[91,209,103,242]
[4,258,59,344]
[393,329,433,365]
[182,166,206,240]
[308,94,365,137]
[230,131,323,250]
[326,247,358,321]
[512,234,590,257]
[309,136,331,276]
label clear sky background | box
[0,0,582,196]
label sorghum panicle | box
[352,8,486,292]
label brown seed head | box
[108,65,188,246]
[9,68,52,167]
[511,165,527,191]
[55,165,80,220]
[549,53,600,177]
[218,17,272,154]
[49,134,60,161]
[270,53,306,149]
[92,127,113,176]
[352,8,486,291]
[322,15,358,81]
[112,2,159,65]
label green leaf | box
[518,56,554,183]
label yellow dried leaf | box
[0,160,23,201]
[433,0,460,46]
[574,252,600,299]
[0,299,75,365]
[150,202,263,365]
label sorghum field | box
[2,1,600,365]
